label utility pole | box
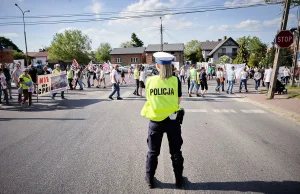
[291,10,300,87]
[160,17,163,52]
[267,0,292,99]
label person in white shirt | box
[186,67,191,93]
[139,66,146,97]
[108,65,122,100]
[264,66,273,90]
[179,66,185,84]
[282,66,290,85]
[239,68,248,93]
[215,68,225,92]
[99,66,106,89]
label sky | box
[0,0,299,52]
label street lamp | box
[15,3,30,66]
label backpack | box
[199,72,204,80]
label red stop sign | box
[275,30,294,48]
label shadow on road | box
[0,118,85,121]
[4,99,108,112]
[154,177,300,193]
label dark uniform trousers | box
[146,117,184,179]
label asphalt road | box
[0,79,300,194]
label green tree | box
[89,51,96,62]
[237,36,267,62]
[248,54,260,67]
[95,43,112,62]
[280,48,293,67]
[120,41,134,48]
[234,39,249,64]
[39,46,49,52]
[48,29,92,64]
[0,36,22,52]
[219,55,231,64]
[13,51,26,60]
[184,40,204,63]
[131,33,144,47]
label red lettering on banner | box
[39,77,44,84]
[39,76,50,84]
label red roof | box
[26,52,48,57]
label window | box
[221,48,226,53]
[232,48,237,53]
[116,58,122,63]
[131,57,138,63]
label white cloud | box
[86,0,102,19]
[208,26,215,30]
[224,0,265,8]
[218,25,229,31]
[263,14,296,26]
[0,33,19,38]
[57,27,76,34]
[236,20,261,29]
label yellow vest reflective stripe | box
[141,76,180,122]
[53,69,62,74]
[67,70,73,79]
[190,69,196,80]
[134,69,139,79]
[19,75,32,90]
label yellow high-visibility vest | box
[67,70,73,79]
[190,69,196,81]
[19,74,32,90]
[134,69,139,79]
[141,76,180,122]
[53,69,62,74]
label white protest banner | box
[50,73,68,94]
[226,63,245,79]
[38,74,51,95]
[172,62,179,70]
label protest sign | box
[50,73,68,93]
[226,63,246,79]
[38,74,51,95]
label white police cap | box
[55,64,60,67]
[153,52,174,65]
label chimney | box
[218,39,222,42]
[224,36,227,40]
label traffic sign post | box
[275,30,294,48]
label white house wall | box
[212,45,239,63]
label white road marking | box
[241,110,267,113]
[185,109,208,113]
[212,109,237,113]
[120,91,132,98]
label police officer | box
[141,52,184,189]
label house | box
[26,52,48,65]
[145,43,184,65]
[110,47,146,65]
[200,36,239,64]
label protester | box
[188,64,197,97]
[283,66,291,85]
[76,67,84,90]
[139,66,146,97]
[12,63,23,102]
[220,68,225,91]
[0,63,13,99]
[133,65,140,96]
[215,68,221,92]
[100,66,106,89]
[200,67,208,97]
[0,68,10,105]
[264,66,273,90]
[51,64,66,100]
[208,65,214,80]
[179,66,185,84]
[128,67,132,82]
[92,66,96,87]
[67,66,74,90]
[227,66,236,94]
[239,68,248,93]
[261,67,265,87]
[108,65,122,100]
[195,69,201,97]
[121,69,126,84]
[254,69,262,90]
[28,64,38,94]
[96,65,101,88]
[42,66,51,74]
[186,66,190,93]
[19,68,33,107]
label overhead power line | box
[0,2,279,20]
[0,2,280,26]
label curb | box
[235,94,300,126]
